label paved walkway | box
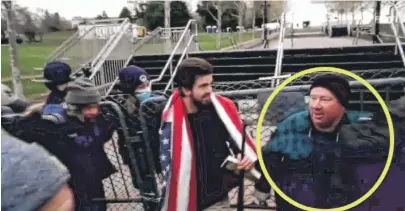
[266,36,372,49]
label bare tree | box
[267,1,286,21]
[226,1,246,42]
[326,1,373,24]
[250,1,264,39]
[164,0,171,52]
[2,1,25,100]
[199,1,223,49]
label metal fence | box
[133,26,197,55]
[96,71,405,210]
[46,19,131,73]
[89,20,136,96]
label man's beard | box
[191,94,211,110]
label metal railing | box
[388,1,405,67]
[149,19,198,89]
[45,26,100,64]
[132,27,162,52]
[216,77,405,97]
[89,19,135,95]
[97,23,198,96]
[44,19,132,75]
[45,29,85,63]
[45,18,130,64]
[96,27,165,96]
[132,26,193,55]
[272,13,287,87]
[163,33,198,93]
[89,18,131,70]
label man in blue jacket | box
[3,78,117,211]
[42,61,73,105]
[256,74,372,210]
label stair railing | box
[100,27,166,96]
[149,19,198,89]
[89,18,131,71]
[133,27,163,52]
[163,33,198,94]
[89,19,133,93]
[272,12,286,87]
[88,21,132,79]
[45,30,82,62]
[45,26,96,63]
[46,18,129,63]
[388,2,405,67]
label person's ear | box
[181,87,192,97]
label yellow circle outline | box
[255,67,395,211]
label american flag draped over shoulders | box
[159,89,258,211]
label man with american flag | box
[159,57,264,211]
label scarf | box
[159,89,258,211]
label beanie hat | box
[43,61,72,90]
[118,65,150,93]
[65,78,101,105]
[1,129,70,211]
[310,73,351,108]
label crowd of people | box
[1,57,405,211]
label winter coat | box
[336,98,405,211]
[3,106,117,209]
[45,90,66,105]
[258,110,372,210]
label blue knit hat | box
[118,65,150,94]
[43,61,72,90]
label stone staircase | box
[127,43,405,117]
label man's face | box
[185,74,213,106]
[309,87,345,129]
[81,104,100,120]
[135,82,151,93]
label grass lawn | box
[1,31,75,100]
[198,31,262,51]
[1,30,261,100]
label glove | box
[2,106,17,126]
[253,189,271,202]
[42,104,67,124]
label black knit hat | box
[65,78,101,105]
[43,61,72,91]
[310,74,351,108]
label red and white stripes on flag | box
[159,89,258,211]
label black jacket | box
[2,111,117,204]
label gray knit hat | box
[65,77,101,105]
[1,129,71,211]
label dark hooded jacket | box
[45,90,67,105]
[335,95,405,211]
[2,106,117,209]
[258,110,372,210]
[258,92,405,210]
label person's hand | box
[236,153,255,171]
